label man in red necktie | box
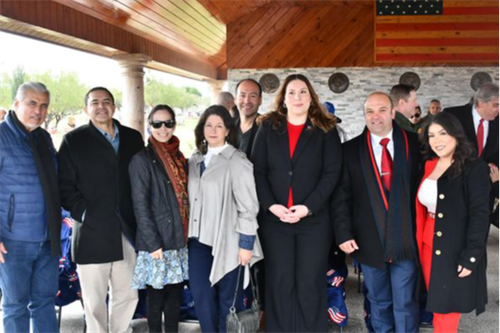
[333,92,422,333]
[444,83,498,163]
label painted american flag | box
[375,0,499,63]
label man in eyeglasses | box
[58,87,144,333]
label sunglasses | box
[410,114,421,120]
[150,120,176,129]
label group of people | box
[0,76,497,333]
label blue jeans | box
[0,238,59,333]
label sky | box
[0,31,212,97]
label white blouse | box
[418,178,438,214]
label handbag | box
[226,265,261,333]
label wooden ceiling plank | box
[304,4,369,67]
[278,6,341,68]
[151,0,225,43]
[182,0,226,36]
[52,0,214,62]
[228,4,293,68]
[197,0,232,25]
[115,0,220,54]
[240,6,304,68]
[254,6,324,68]
[227,3,281,56]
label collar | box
[6,110,42,139]
[207,143,229,156]
[370,129,393,145]
[472,105,483,123]
[192,144,237,164]
[94,121,119,139]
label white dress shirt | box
[472,106,489,148]
[204,143,229,167]
[370,130,394,174]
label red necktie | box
[477,119,485,157]
[380,138,392,192]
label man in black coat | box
[333,92,421,333]
[58,87,144,333]
[443,83,500,163]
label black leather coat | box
[129,145,186,253]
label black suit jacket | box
[58,120,144,264]
[332,125,421,269]
[251,117,342,224]
[444,103,499,167]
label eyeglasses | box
[150,120,176,129]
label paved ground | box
[1,227,498,332]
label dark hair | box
[148,104,176,123]
[390,84,416,105]
[84,87,115,106]
[257,74,336,132]
[430,99,441,104]
[235,79,263,97]
[419,112,476,178]
[195,105,238,154]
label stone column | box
[206,80,226,105]
[113,54,152,138]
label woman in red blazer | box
[416,112,490,333]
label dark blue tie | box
[200,161,206,176]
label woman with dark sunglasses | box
[129,105,189,333]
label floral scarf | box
[149,135,189,240]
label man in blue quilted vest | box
[0,82,62,333]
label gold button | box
[470,257,476,263]
[435,250,441,255]
[436,231,443,237]
[438,213,444,218]
[439,194,445,199]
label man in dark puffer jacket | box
[0,82,61,333]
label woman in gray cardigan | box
[188,105,264,333]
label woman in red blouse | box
[252,74,342,332]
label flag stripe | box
[376,30,499,39]
[444,1,499,7]
[376,23,498,31]
[443,6,499,15]
[376,53,499,62]
[377,38,499,47]
[376,14,498,23]
[377,46,497,54]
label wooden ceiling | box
[0,0,498,80]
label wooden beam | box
[0,0,221,79]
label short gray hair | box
[474,82,499,107]
[216,92,234,106]
[14,82,51,104]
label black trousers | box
[260,217,332,332]
[146,283,183,333]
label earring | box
[283,103,287,109]
[203,139,207,146]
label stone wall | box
[228,67,499,139]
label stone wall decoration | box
[328,73,349,93]
[470,72,492,91]
[399,72,421,90]
[259,73,280,94]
